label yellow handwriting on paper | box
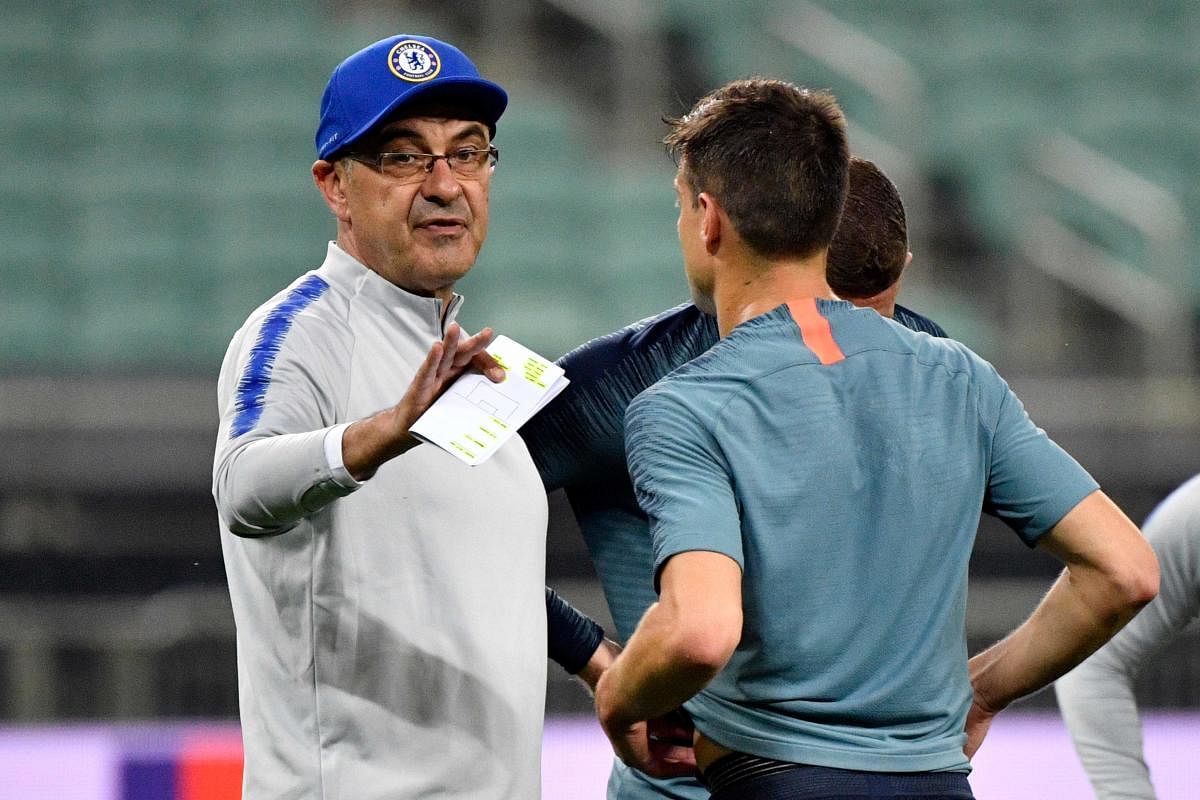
[451,440,476,459]
[522,356,549,388]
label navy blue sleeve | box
[546,586,605,674]
[893,303,949,338]
[522,303,719,492]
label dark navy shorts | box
[703,753,975,800]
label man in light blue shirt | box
[593,78,1159,800]
[534,155,948,799]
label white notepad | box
[410,335,569,466]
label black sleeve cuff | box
[545,586,605,674]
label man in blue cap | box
[214,35,549,799]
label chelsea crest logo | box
[388,40,441,82]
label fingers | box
[393,324,500,442]
[608,721,699,780]
[643,754,699,779]
[446,325,504,382]
[472,350,506,383]
[437,323,461,379]
[454,325,497,369]
[647,713,693,745]
[636,744,698,778]
[647,740,697,771]
[962,702,995,760]
[409,325,501,417]
[458,325,496,355]
[645,714,697,778]
[412,341,445,403]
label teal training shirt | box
[527,302,949,799]
[625,299,1099,774]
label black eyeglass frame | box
[346,146,499,181]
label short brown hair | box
[664,79,849,259]
[826,157,908,298]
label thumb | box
[472,350,507,383]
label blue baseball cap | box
[316,35,508,161]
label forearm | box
[969,566,1151,712]
[595,601,722,728]
[972,490,1158,713]
[214,427,358,536]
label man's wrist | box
[324,423,364,489]
[343,408,421,481]
[967,650,1009,715]
[577,638,621,691]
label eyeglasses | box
[347,146,499,183]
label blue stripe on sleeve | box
[230,274,330,438]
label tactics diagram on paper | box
[410,335,569,466]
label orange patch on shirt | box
[787,298,845,365]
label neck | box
[334,236,457,314]
[713,249,836,338]
[846,284,899,319]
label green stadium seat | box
[0,8,56,52]
[73,286,222,370]
[492,92,589,174]
[3,0,1197,373]
[0,290,73,369]
[0,79,78,152]
[204,10,325,66]
[1073,118,1199,191]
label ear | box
[313,160,352,223]
[698,192,722,255]
[904,251,913,268]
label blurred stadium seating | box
[1,0,1197,726]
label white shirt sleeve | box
[213,315,362,536]
[324,422,363,490]
[1055,475,1200,800]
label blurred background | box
[1,0,1198,797]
